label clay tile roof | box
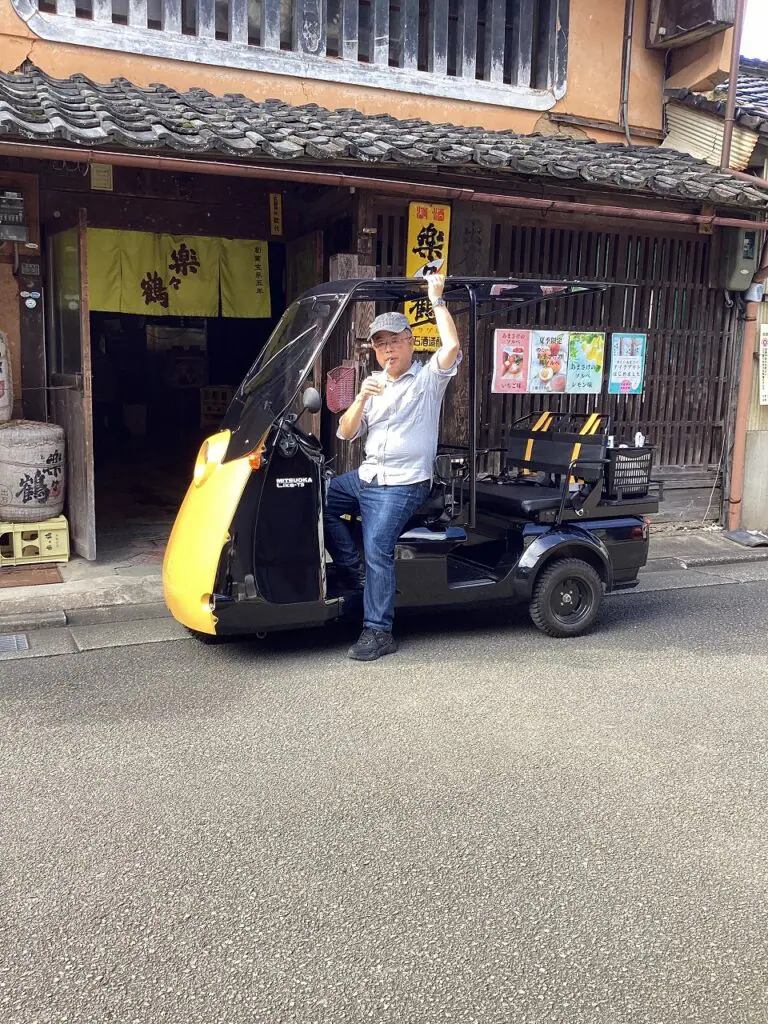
[2,64,767,211]
[666,56,768,138]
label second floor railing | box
[13,0,569,109]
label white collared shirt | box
[339,352,459,485]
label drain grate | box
[0,633,29,652]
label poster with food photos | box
[566,332,606,394]
[528,331,569,394]
[492,329,530,393]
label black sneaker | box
[348,628,397,662]
[336,563,366,591]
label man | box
[324,274,460,662]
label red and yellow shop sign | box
[86,229,270,319]
[404,201,451,352]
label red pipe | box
[0,138,765,231]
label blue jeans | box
[324,471,430,632]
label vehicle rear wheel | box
[529,557,603,638]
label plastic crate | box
[0,515,70,566]
[602,447,654,500]
[200,385,235,428]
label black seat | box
[474,480,566,517]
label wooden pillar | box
[442,202,493,449]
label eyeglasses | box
[371,333,411,351]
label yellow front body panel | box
[162,430,253,634]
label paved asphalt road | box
[2,573,768,1024]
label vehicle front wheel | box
[529,557,603,638]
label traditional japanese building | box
[0,1,766,555]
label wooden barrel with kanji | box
[0,420,66,523]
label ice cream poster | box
[608,333,647,395]
[492,329,530,393]
[566,332,605,394]
[528,331,569,394]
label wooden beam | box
[161,0,181,35]
[262,0,281,49]
[401,0,419,70]
[428,0,449,76]
[228,0,248,44]
[511,0,534,88]
[456,0,478,80]
[484,0,506,83]
[197,0,216,39]
[372,0,390,66]
[127,0,148,29]
[341,0,358,60]
[294,0,327,56]
[91,0,112,22]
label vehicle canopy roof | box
[299,277,614,312]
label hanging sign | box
[405,201,451,352]
[528,330,569,394]
[760,323,768,406]
[566,332,605,394]
[608,333,647,395]
[492,329,530,393]
[269,193,283,236]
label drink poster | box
[566,332,606,394]
[760,324,768,406]
[608,333,647,395]
[492,329,530,393]
[528,331,569,394]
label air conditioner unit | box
[648,0,735,50]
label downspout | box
[619,0,635,146]
[720,0,747,170]
[726,236,768,530]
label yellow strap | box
[522,412,553,473]
[570,413,602,482]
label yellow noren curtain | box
[87,229,270,318]
[87,228,122,313]
[220,238,271,319]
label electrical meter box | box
[0,191,27,242]
[719,228,759,292]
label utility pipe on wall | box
[619,0,636,146]
[727,238,768,530]
[721,0,747,171]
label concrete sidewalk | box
[1,523,767,633]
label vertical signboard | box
[405,202,451,352]
[760,323,768,406]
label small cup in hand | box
[361,374,385,399]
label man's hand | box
[359,375,385,401]
[427,273,445,303]
[426,274,459,370]
[338,377,382,439]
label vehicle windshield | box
[222,294,345,460]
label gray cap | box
[367,311,411,341]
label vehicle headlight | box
[193,431,231,487]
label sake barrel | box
[0,420,66,522]
[0,331,12,424]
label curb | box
[678,550,768,569]
[0,601,170,635]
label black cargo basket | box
[602,446,654,500]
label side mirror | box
[302,386,322,415]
